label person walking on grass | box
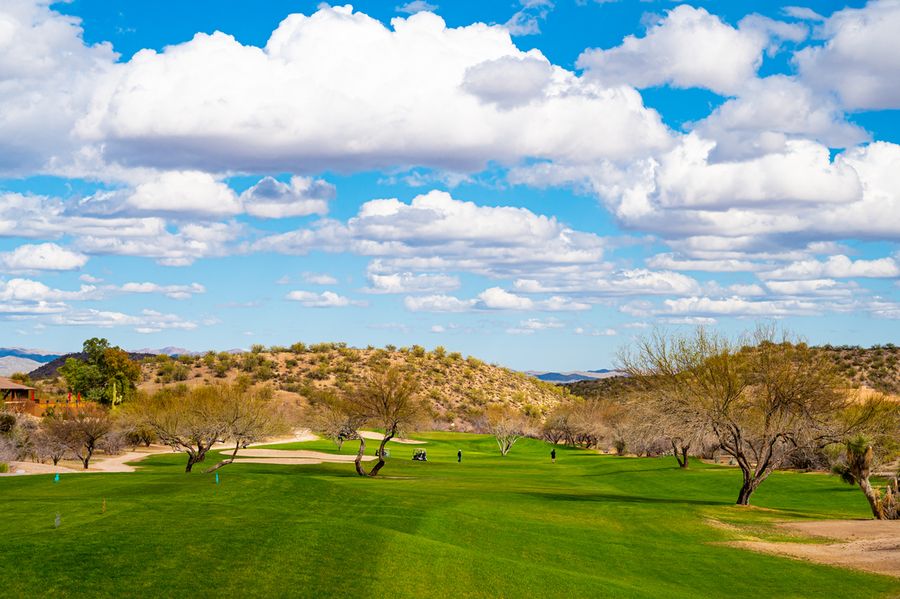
[457,449,462,463]
[551,448,556,463]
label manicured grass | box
[1,433,897,598]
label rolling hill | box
[130,344,570,427]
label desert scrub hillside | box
[134,343,569,428]
[815,344,900,394]
[564,344,900,400]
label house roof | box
[0,376,35,390]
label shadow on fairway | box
[523,491,731,507]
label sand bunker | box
[358,430,424,444]
[233,448,375,463]
[2,447,165,476]
[0,429,323,476]
[729,519,900,578]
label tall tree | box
[59,338,141,405]
[338,367,425,477]
[622,327,876,505]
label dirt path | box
[729,519,900,578]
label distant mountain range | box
[0,356,43,377]
[526,369,624,383]
[0,347,61,363]
[28,351,158,380]
[132,346,197,356]
[0,348,62,377]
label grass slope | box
[0,434,898,598]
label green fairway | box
[0,433,897,598]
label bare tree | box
[33,430,68,465]
[306,393,361,453]
[622,327,876,505]
[486,405,529,456]
[43,404,112,469]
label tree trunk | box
[672,441,685,468]
[681,446,689,469]
[736,481,755,505]
[354,435,367,476]
[368,435,393,477]
[858,477,886,520]
[204,442,242,473]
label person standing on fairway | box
[551,448,556,463]
[457,449,462,463]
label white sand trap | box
[359,430,424,444]
[211,429,319,451]
[234,448,375,463]
[729,519,900,578]
[233,454,376,466]
[1,461,81,476]
[1,445,170,476]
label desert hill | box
[34,343,569,428]
[816,344,900,394]
[564,344,900,399]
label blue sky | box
[0,0,898,369]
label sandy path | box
[359,430,425,444]
[729,519,900,578]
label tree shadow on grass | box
[522,491,732,507]
[581,465,683,477]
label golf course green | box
[1,433,897,598]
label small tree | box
[833,436,899,520]
[486,405,528,456]
[33,429,68,465]
[130,386,229,472]
[340,367,425,477]
[43,405,112,469]
[208,384,291,471]
[306,389,360,452]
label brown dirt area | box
[728,519,900,578]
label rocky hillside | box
[815,344,900,394]
[565,344,900,400]
[35,343,568,428]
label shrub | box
[0,462,8,473]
